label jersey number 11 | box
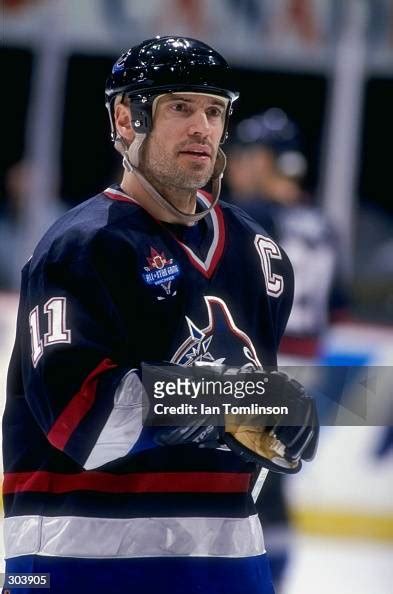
[29,297,71,367]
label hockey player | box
[3,37,318,594]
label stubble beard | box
[140,135,216,192]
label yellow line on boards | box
[291,507,393,542]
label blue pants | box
[5,554,275,594]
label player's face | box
[140,93,226,190]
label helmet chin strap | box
[116,134,226,225]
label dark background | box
[2,47,392,214]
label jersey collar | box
[104,186,139,205]
[173,191,225,279]
[103,186,225,279]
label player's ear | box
[114,102,135,144]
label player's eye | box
[207,106,225,119]
[170,102,189,113]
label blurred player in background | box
[226,108,346,591]
[226,108,347,356]
[3,37,319,594]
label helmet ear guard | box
[105,94,152,143]
[128,95,153,134]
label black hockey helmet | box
[233,108,307,178]
[105,35,239,143]
[234,109,301,152]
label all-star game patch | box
[142,247,180,300]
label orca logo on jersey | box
[142,247,180,300]
[171,296,262,368]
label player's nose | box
[187,109,210,137]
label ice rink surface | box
[284,535,393,594]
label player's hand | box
[141,362,222,447]
[222,371,319,474]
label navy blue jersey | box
[3,186,293,594]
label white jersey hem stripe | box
[5,514,265,559]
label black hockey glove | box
[143,364,319,471]
[141,362,222,447]
[222,371,319,474]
